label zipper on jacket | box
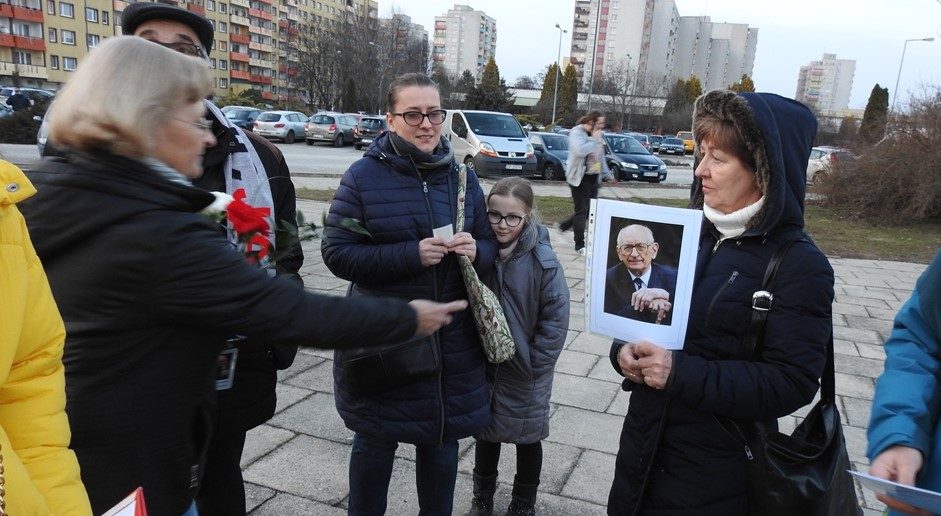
[712,238,723,253]
[705,270,739,328]
[423,181,428,194]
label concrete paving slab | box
[284,360,335,393]
[550,373,619,411]
[560,449,617,506]
[243,435,351,505]
[269,392,352,443]
[241,424,295,468]
[547,406,622,455]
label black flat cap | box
[121,2,214,55]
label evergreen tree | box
[342,78,357,112]
[685,75,703,102]
[455,69,476,93]
[729,74,755,93]
[534,62,560,124]
[859,84,889,144]
[558,64,578,126]
[430,63,453,107]
[663,79,689,113]
[464,58,514,111]
[836,116,858,145]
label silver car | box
[252,110,307,143]
[305,111,358,147]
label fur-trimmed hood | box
[690,91,817,236]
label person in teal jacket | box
[867,250,941,515]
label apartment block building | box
[432,4,495,80]
[795,53,855,115]
[0,0,378,103]
[569,0,755,94]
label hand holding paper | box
[419,236,449,267]
[447,231,477,262]
[869,445,930,515]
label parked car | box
[659,137,686,155]
[442,109,537,178]
[627,132,652,151]
[528,131,569,181]
[306,111,358,147]
[353,116,388,150]
[603,133,667,182]
[807,146,856,184]
[222,106,262,130]
[252,110,307,143]
[676,130,695,154]
[648,134,664,152]
[0,87,54,107]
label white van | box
[442,110,538,178]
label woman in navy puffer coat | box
[322,73,497,515]
[607,91,835,515]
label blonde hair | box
[49,36,213,157]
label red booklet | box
[101,487,148,516]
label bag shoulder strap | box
[455,165,467,233]
[743,235,836,402]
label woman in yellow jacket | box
[0,160,91,515]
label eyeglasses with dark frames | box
[391,109,447,126]
[616,242,654,254]
[147,39,208,60]
[487,211,525,227]
[177,117,214,132]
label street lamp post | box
[550,23,567,128]
[369,41,384,114]
[892,37,934,113]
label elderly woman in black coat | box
[20,37,464,516]
[606,90,835,515]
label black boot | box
[468,473,497,516]
[505,481,538,516]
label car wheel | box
[284,131,295,144]
[610,164,623,181]
[543,163,559,181]
[333,134,344,147]
[354,144,361,150]
[305,139,314,146]
[464,156,478,177]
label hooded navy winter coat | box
[607,92,835,515]
[323,133,498,445]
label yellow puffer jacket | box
[0,161,91,515]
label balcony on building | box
[230,32,249,44]
[13,35,43,51]
[572,32,587,40]
[575,6,589,15]
[231,69,251,80]
[230,0,249,7]
[248,7,272,20]
[231,14,250,26]
[0,60,46,78]
[249,73,272,84]
[10,5,43,22]
[229,50,250,62]
[0,33,12,47]
[185,1,205,16]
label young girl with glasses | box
[470,177,571,516]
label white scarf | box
[205,101,276,273]
[703,196,765,240]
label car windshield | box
[606,136,649,155]
[465,112,525,138]
[257,113,282,122]
[225,109,255,120]
[649,135,663,142]
[542,135,568,150]
[663,138,683,145]
[360,118,383,129]
[677,131,693,140]
[312,115,335,124]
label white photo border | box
[585,199,703,350]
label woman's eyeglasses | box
[391,110,447,126]
[177,118,214,132]
[487,211,524,227]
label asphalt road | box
[0,141,696,186]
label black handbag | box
[339,284,441,396]
[720,236,862,516]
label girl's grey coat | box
[478,222,570,444]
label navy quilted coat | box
[323,133,497,445]
[607,92,836,515]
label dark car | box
[528,132,569,180]
[659,137,686,155]
[603,133,667,183]
[222,106,262,130]
[648,134,664,152]
[627,132,652,151]
[353,116,388,150]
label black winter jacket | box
[21,152,418,516]
[322,133,498,445]
[607,92,835,515]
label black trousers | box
[195,427,248,515]
[473,439,543,485]
[561,177,600,250]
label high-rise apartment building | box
[382,13,426,52]
[0,0,378,103]
[569,0,755,94]
[432,4,495,79]
[795,53,855,115]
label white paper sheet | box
[851,470,941,514]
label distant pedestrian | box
[559,110,609,255]
[6,88,30,111]
[867,250,941,515]
[468,177,570,516]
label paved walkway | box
[240,197,925,515]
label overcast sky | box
[378,0,941,109]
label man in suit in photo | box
[604,224,678,324]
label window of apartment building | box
[85,7,97,22]
[218,3,226,13]
[219,21,226,33]
[102,10,108,24]
[218,78,228,88]
[62,29,75,44]
[63,56,77,70]
[48,27,56,42]
[50,55,59,69]
[86,33,99,47]
[14,51,31,65]
[207,0,214,10]
[219,59,227,69]
[210,58,216,68]
[46,0,54,14]
[59,2,72,17]
[218,41,226,51]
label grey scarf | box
[388,132,454,170]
